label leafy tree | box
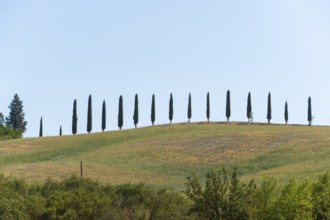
[6,94,27,134]
[102,100,106,132]
[187,93,192,123]
[151,94,155,126]
[308,96,312,126]
[247,92,252,122]
[118,95,123,130]
[284,101,288,125]
[59,126,62,136]
[169,93,173,123]
[273,179,313,219]
[267,92,272,124]
[226,90,231,122]
[72,99,78,135]
[0,112,4,127]
[87,95,92,133]
[186,168,256,220]
[39,117,43,137]
[133,94,139,128]
[206,92,210,122]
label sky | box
[1,0,330,137]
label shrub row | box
[1,170,330,219]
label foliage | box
[0,113,4,126]
[1,170,330,219]
[226,90,231,122]
[187,93,192,123]
[284,101,288,124]
[308,96,312,126]
[102,100,106,132]
[87,94,92,133]
[118,95,123,130]
[0,125,22,140]
[133,94,139,128]
[169,93,173,123]
[206,92,210,122]
[72,99,78,135]
[39,117,43,137]
[6,94,27,134]
[247,92,252,122]
[151,94,155,125]
[0,175,191,220]
[185,168,256,220]
[267,93,272,124]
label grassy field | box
[1,122,330,190]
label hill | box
[1,122,330,189]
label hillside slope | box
[1,123,330,189]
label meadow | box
[1,122,330,190]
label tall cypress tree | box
[206,92,210,122]
[308,96,312,126]
[187,93,192,123]
[284,101,288,125]
[72,99,78,135]
[59,125,62,136]
[87,95,92,133]
[102,100,106,132]
[169,93,173,123]
[39,117,43,137]
[247,92,252,122]
[151,94,155,126]
[118,95,123,130]
[133,94,139,128]
[226,90,231,122]
[267,92,272,124]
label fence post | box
[80,161,83,178]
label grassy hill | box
[1,122,330,190]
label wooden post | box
[80,161,83,178]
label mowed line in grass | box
[0,123,330,189]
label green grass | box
[1,122,330,189]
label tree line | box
[52,91,314,136]
[0,92,314,138]
[1,169,330,219]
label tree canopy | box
[6,94,27,134]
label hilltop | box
[0,122,330,189]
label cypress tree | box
[102,100,106,132]
[72,99,78,135]
[247,92,252,122]
[206,92,210,122]
[267,92,272,124]
[284,101,288,125]
[169,93,173,123]
[87,95,92,133]
[59,126,62,136]
[133,94,139,128]
[118,95,123,130]
[308,96,312,126]
[39,117,43,137]
[226,90,231,122]
[187,93,192,123]
[151,94,155,126]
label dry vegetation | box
[1,122,330,189]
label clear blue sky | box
[1,0,330,137]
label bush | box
[185,168,256,220]
[2,171,330,219]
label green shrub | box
[185,168,256,220]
